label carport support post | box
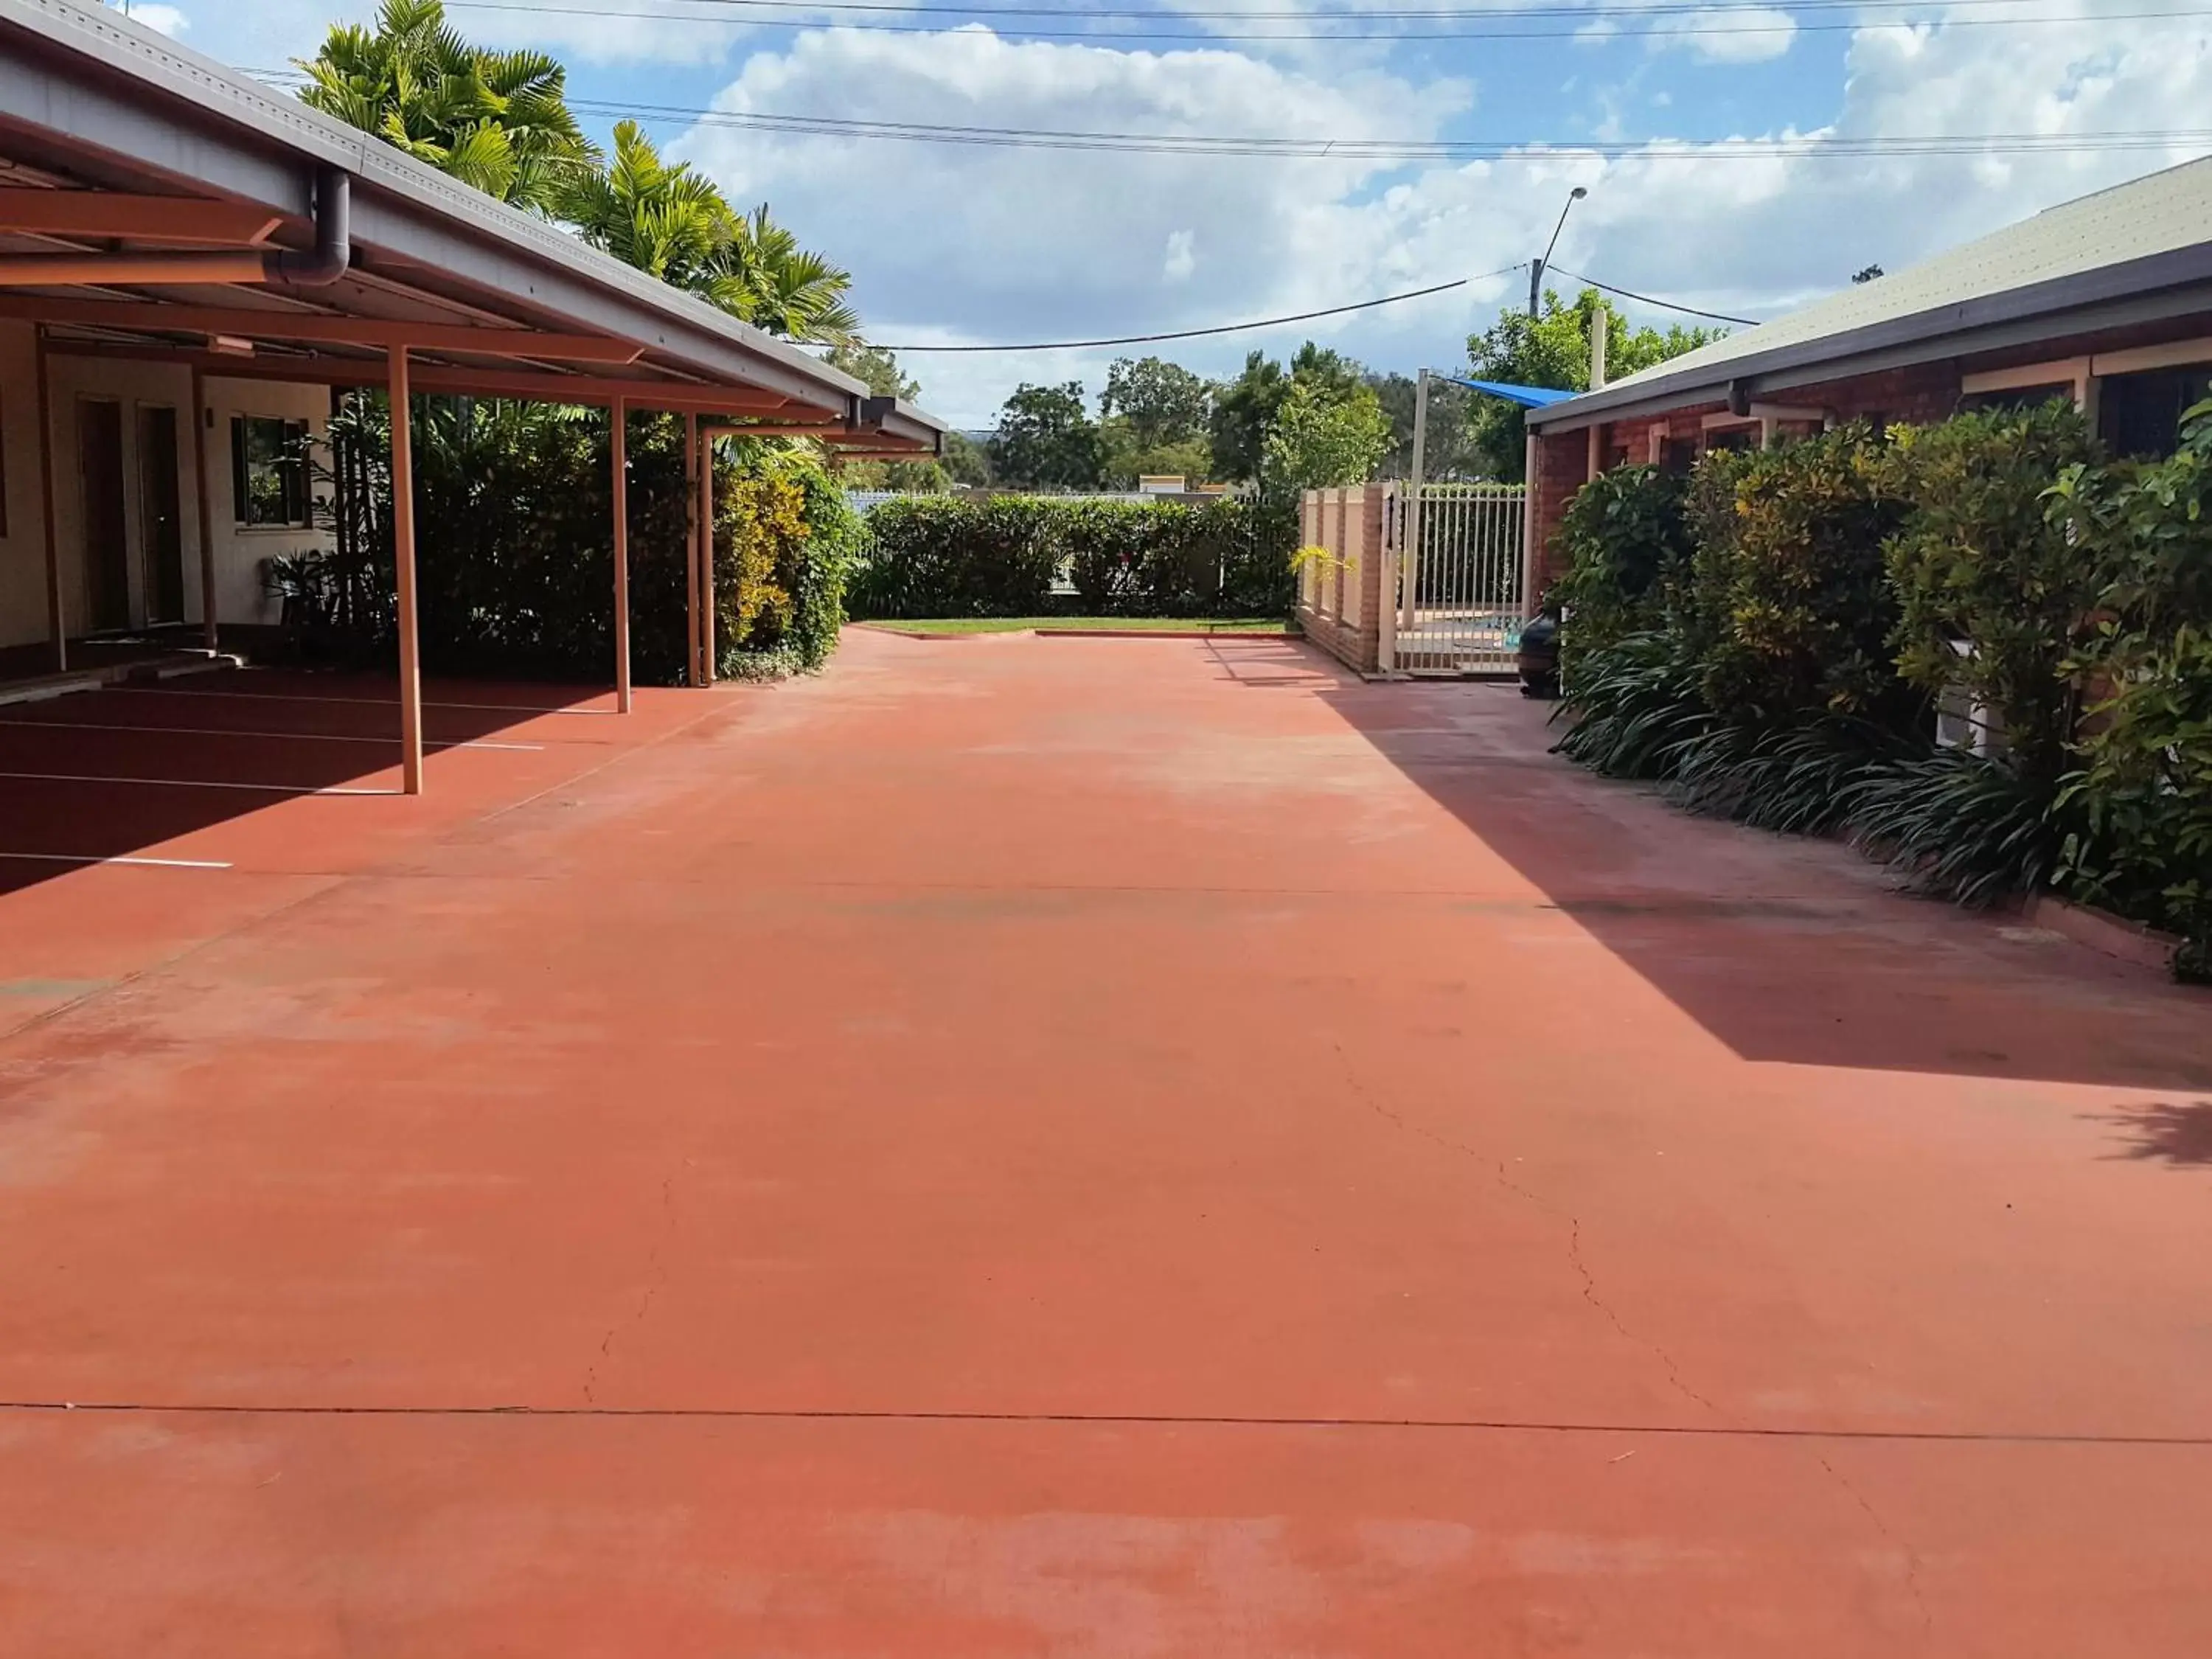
[684,412,700,687]
[389,344,425,796]
[192,364,216,650]
[699,428,717,686]
[33,327,65,672]
[611,397,631,714]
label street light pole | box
[1531,185,1588,318]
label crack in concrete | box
[1333,1039,1719,1419]
[1565,1216,1719,1416]
[1818,1452,1934,1638]
[582,1172,681,1405]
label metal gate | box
[1386,482,1526,675]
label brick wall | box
[1527,429,1590,597]
[1295,485,1389,673]
[1794,361,1961,425]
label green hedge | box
[1552,400,2212,981]
[848,494,1297,620]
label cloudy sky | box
[111,0,2212,425]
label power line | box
[873,272,1507,350]
[433,0,2212,15]
[1544,265,1758,324]
[577,102,2212,161]
[249,66,2212,164]
[438,0,2212,41]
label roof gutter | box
[0,165,349,288]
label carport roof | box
[0,0,946,450]
[1528,154,2212,434]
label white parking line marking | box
[0,718,542,751]
[0,771,395,796]
[0,852,233,869]
[108,686,617,715]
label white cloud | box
[1163,229,1197,283]
[675,27,1473,417]
[463,1,754,67]
[666,7,2212,424]
[139,0,748,68]
[122,3,188,37]
[1646,6,1799,65]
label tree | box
[824,344,947,493]
[1101,431,1214,490]
[560,120,730,291]
[1210,350,1288,483]
[1852,264,1885,285]
[1209,341,1372,483]
[1261,379,1392,492]
[1462,288,1723,481]
[824,341,919,403]
[560,123,858,344]
[1096,359,1214,486]
[989,382,1102,490]
[1101,357,1212,448]
[725,201,860,345]
[296,0,592,213]
[1366,371,1484,481]
[1287,341,1363,401]
[296,4,861,341]
[942,431,993,487]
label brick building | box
[1521,156,2212,597]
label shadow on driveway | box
[1213,639,2212,1094]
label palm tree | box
[561,123,859,345]
[295,0,593,214]
[725,202,860,345]
[558,120,732,293]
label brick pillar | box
[1352,484,1385,672]
[1529,429,1587,597]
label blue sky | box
[111,1,2212,424]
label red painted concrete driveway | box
[2,630,2210,1656]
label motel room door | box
[77,397,131,633]
[137,405,185,625]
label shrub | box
[1062,500,1157,611]
[277,397,854,683]
[2048,400,2212,979]
[849,494,1296,619]
[706,445,861,675]
[2049,400,2212,641]
[1844,748,2064,908]
[1550,403,2212,978]
[1882,400,2103,787]
[777,459,864,670]
[1672,715,1919,836]
[1688,424,1913,725]
[1217,493,1302,613]
[2056,625,2212,981]
[849,495,1059,618]
[1552,630,1714,780]
[1551,463,1692,685]
[1557,433,1927,838]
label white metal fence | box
[1388,482,1526,675]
